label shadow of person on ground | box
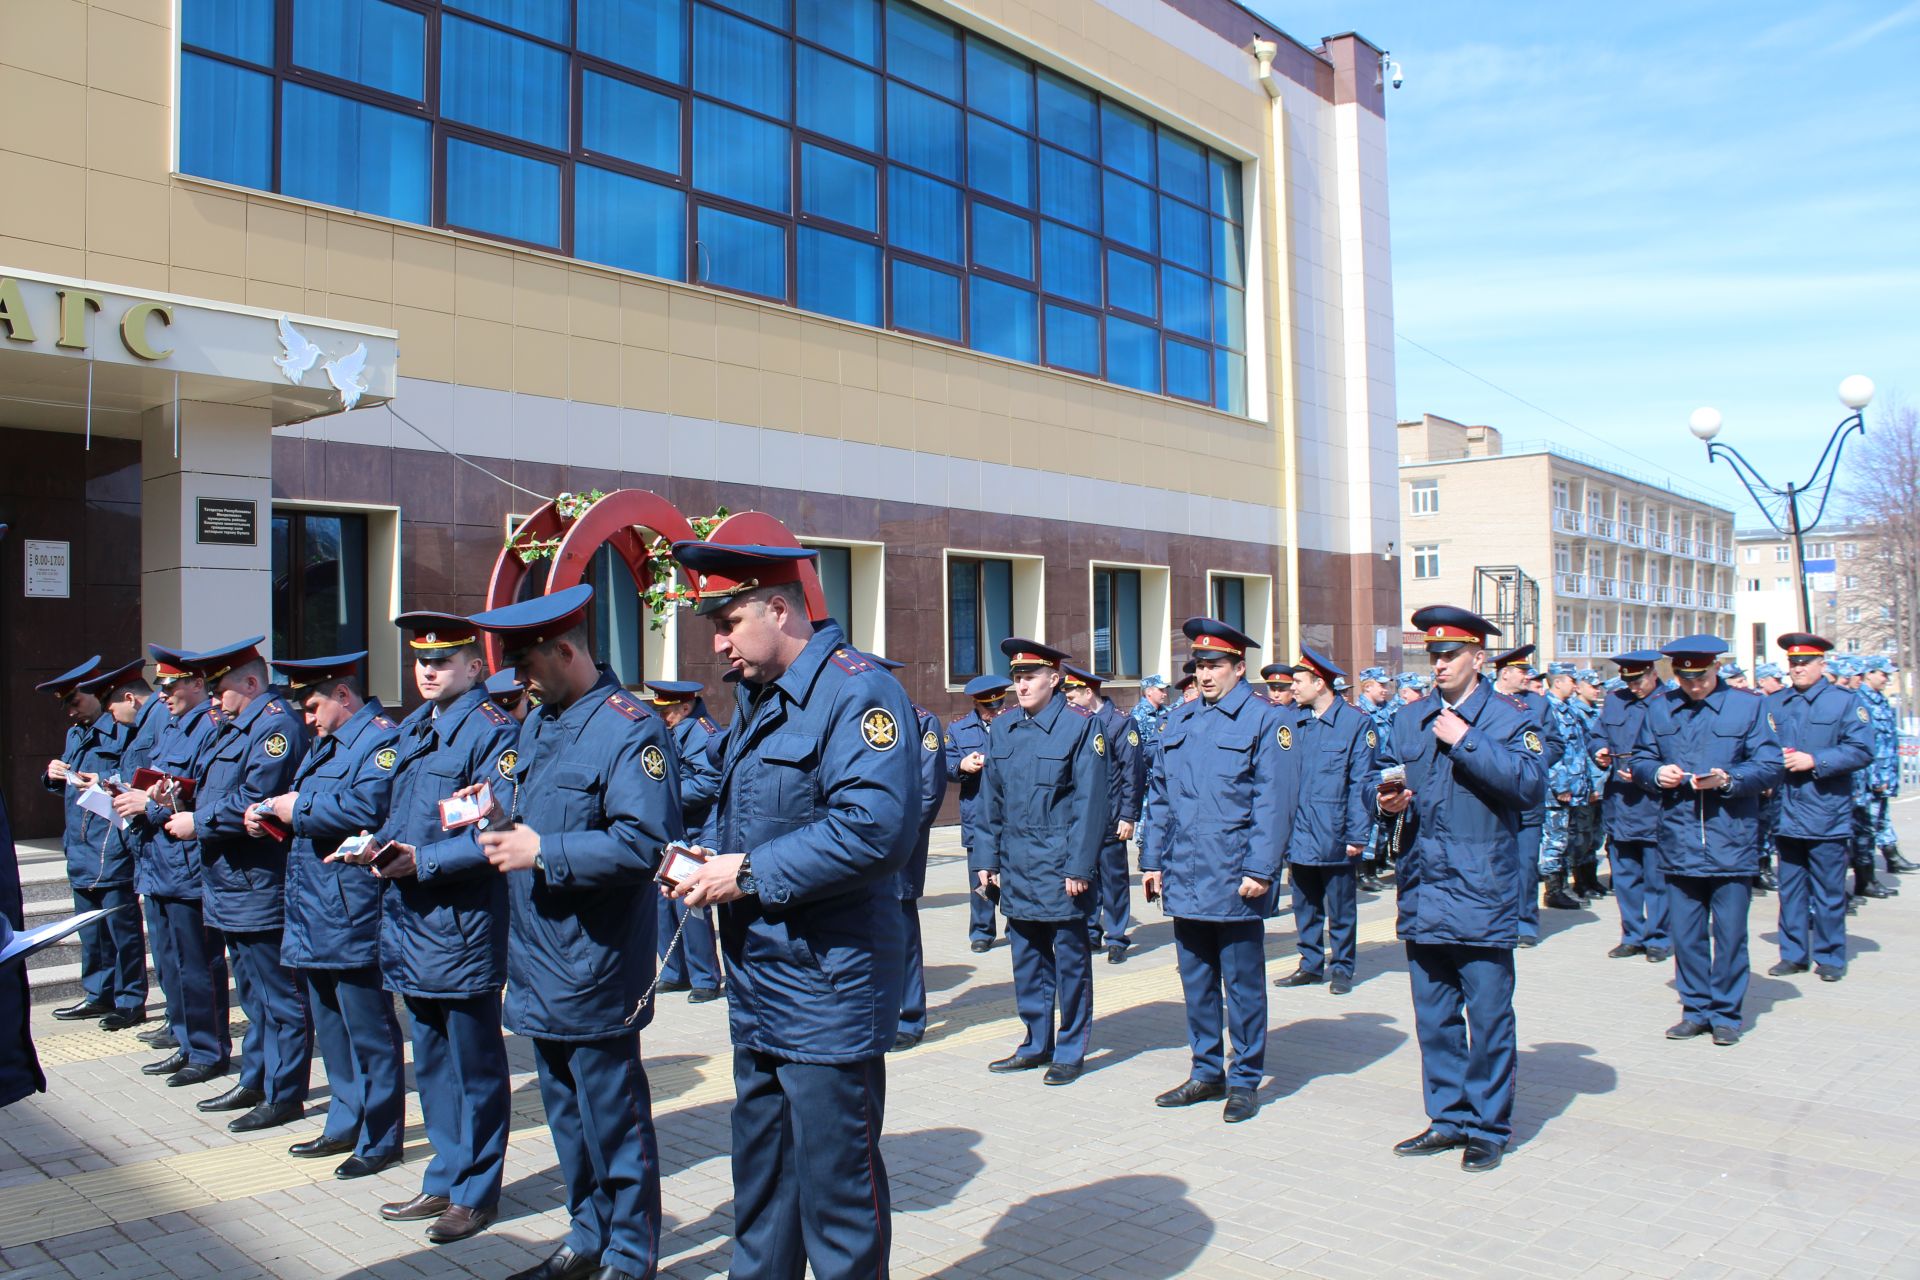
[883,1125,986,1213]
[1510,1040,1616,1147]
[928,1174,1214,1280]
[1263,1011,1407,1102]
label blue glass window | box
[799,49,880,150]
[1106,317,1158,393]
[886,1,960,100]
[966,39,1032,130]
[583,73,679,173]
[576,166,685,279]
[446,138,561,246]
[1215,351,1246,415]
[1159,196,1208,274]
[293,0,424,100]
[179,54,272,188]
[1164,336,1208,402]
[1213,283,1245,351]
[707,0,789,26]
[799,0,879,63]
[971,203,1032,280]
[887,167,961,263]
[971,278,1037,362]
[1212,217,1244,287]
[1106,249,1155,318]
[1044,304,1099,375]
[1162,265,1209,340]
[798,227,881,324]
[699,206,787,299]
[887,82,961,179]
[1101,101,1153,181]
[1103,172,1154,251]
[579,0,684,83]
[695,5,790,120]
[447,0,568,42]
[281,86,430,222]
[802,145,877,232]
[1036,70,1095,157]
[441,17,568,148]
[1038,147,1099,229]
[1209,152,1243,222]
[1158,132,1208,208]
[694,101,791,212]
[892,259,961,340]
[1040,221,1099,305]
[967,115,1032,208]
[183,0,274,64]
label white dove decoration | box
[324,343,370,411]
[275,316,323,384]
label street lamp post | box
[1690,376,1874,633]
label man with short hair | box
[1566,669,1610,898]
[1722,663,1750,690]
[1541,664,1590,908]
[82,659,168,1027]
[1755,663,1784,696]
[1261,663,1297,708]
[1490,647,1564,941]
[1279,648,1372,994]
[646,679,726,1003]
[1063,665,1142,964]
[1590,652,1669,961]
[948,675,1012,952]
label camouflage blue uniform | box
[1541,668,1588,878]
[1861,659,1902,859]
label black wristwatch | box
[736,854,758,898]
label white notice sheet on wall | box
[25,540,70,598]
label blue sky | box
[1254,2,1920,524]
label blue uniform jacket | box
[1094,699,1143,837]
[1142,681,1297,921]
[942,709,992,845]
[1629,682,1782,875]
[1286,696,1376,866]
[375,689,517,999]
[130,701,220,899]
[1589,688,1659,843]
[1377,681,1546,947]
[44,715,132,889]
[1860,687,1900,794]
[281,700,400,969]
[1766,680,1874,841]
[895,705,950,901]
[504,672,682,1041]
[710,623,920,1064]
[671,700,723,843]
[1510,688,1560,827]
[116,696,168,893]
[1,783,46,1110]
[972,690,1109,923]
[195,689,308,933]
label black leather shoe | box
[891,1032,921,1052]
[99,1007,148,1032]
[969,938,993,953]
[1859,880,1894,899]
[1816,964,1846,982]
[1666,1020,1710,1040]
[335,1151,400,1180]
[1357,874,1385,893]
[142,1051,190,1076]
[509,1246,600,1280]
[289,1134,356,1159]
[1517,936,1539,948]
[425,1203,493,1244]
[1393,1127,1466,1156]
[1461,1139,1504,1172]
[1845,895,1860,916]
[138,1025,178,1048]
[1758,867,1778,892]
[1328,974,1353,996]
[1155,1078,1226,1108]
[1711,1025,1742,1046]
[1645,947,1672,963]
[988,1052,1051,1073]
[1607,943,1645,959]
[656,980,691,993]
[52,999,113,1021]
[1043,1062,1082,1086]
[1886,848,1919,873]
[167,1061,228,1087]
[687,986,724,1003]
[587,1267,642,1280]
[1274,970,1323,988]
[381,1193,451,1222]
[1767,960,1809,977]
[1106,943,1129,964]
[1222,1087,1259,1123]
[198,1084,264,1112]
[229,1100,303,1133]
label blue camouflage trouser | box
[1758,789,1780,871]
[1869,792,1896,849]
[1539,805,1570,875]
[1567,802,1602,870]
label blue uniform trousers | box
[1568,803,1602,870]
[72,883,146,1010]
[403,993,509,1211]
[533,1034,661,1277]
[1089,839,1134,947]
[1406,942,1515,1147]
[306,967,405,1161]
[1171,918,1267,1090]
[1610,840,1669,950]
[729,1051,889,1280]
[965,849,998,942]
[656,896,723,990]
[1775,836,1849,969]
[898,900,927,1039]
[149,896,228,1066]
[227,929,309,1104]
[1515,822,1543,941]
[1007,918,1092,1066]
[1288,862,1357,978]
[143,896,172,1022]
[1666,874,1751,1029]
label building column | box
[140,402,275,652]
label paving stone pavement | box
[5,805,1920,1280]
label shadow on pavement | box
[1511,1040,1616,1147]
[884,1125,986,1212]
[1263,1011,1407,1102]
[927,1174,1213,1279]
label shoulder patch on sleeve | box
[262,731,289,758]
[1092,731,1105,756]
[860,707,899,751]
[1277,724,1294,750]
[497,748,518,778]
[373,715,397,729]
[1524,730,1544,754]
[923,728,940,752]
[640,744,668,779]
[479,701,513,726]
[605,690,648,721]
[1127,728,1139,747]
[1858,706,1871,723]
[375,746,398,771]
[1366,728,1377,748]
[829,648,875,675]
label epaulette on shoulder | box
[373,714,397,729]
[478,701,513,726]
[1066,702,1094,718]
[605,689,649,720]
[698,715,719,733]
[828,648,875,675]
[1501,693,1528,710]
[950,712,971,724]
[261,698,292,719]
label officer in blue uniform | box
[1356,666,1400,894]
[974,639,1108,1088]
[167,639,312,1131]
[263,652,405,1179]
[1862,657,1912,874]
[1144,619,1296,1124]
[1062,665,1143,964]
[1568,669,1611,898]
[645,680,726,1002]
[1540,662,1591,910]
[2,750,46,1110]
[1376,606,1545,1171]
[666,541,920,1280]
[1630,636,1781,1043]
[1588,650,1670,961]
[947,674,1011,952]
[369,612,516,1244]
[1765,633,1875,983]
[470,584,683,1280]
[865,654,948,1049]
[84,659,169,1026]
[1128,673,1171,854]
[1278,647,1373,994]
[1261,663,1297,709]
[38,656,148,1027]
[487,666,533,722]
[115,647,230,1085]
[1752,661,1786,892]
[1488,646,1560,945]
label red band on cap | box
[1783,644,1823,656]
[1191,635,1242,655]
[1009,652,1057,667]
[1425,625,1479,642]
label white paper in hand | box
[75,783,128,831]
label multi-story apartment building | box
[1398,414,1736,669]
[1734,523,1898,670]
